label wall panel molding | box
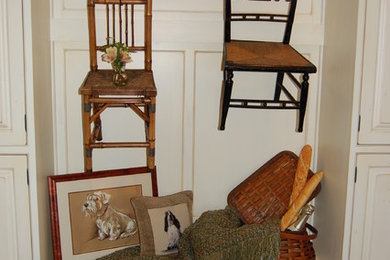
[54,0,320,18]
[51,19,323,47]
[52,0,323,30]
[351,155,390,259]
[0,156,31,260]
[358,0,390,144]
[0,170,17,260]
[0,0,26,145]
[0,0,11,129]
[372,0,390,128]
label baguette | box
[289,145,312,206]
[281,171,323,231]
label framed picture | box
[48,167,158,260]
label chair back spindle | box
[224,0,297,44]
[87,0,152,72]
[283,0,297,44]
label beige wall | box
[316,0,360,259]
[31,0,54,258]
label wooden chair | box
[219,0,317,132]
[79,0,156,172]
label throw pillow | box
[131,191,193,256]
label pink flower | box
[102,46,117,63]
[120,50,132,63]
[101,43,134,68]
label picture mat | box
[57,172,153,260]
[69,185,142,255]
[148,203,191,255]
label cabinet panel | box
[350,154,390,260]
[0,0,26,145]
[359,0,390,144]
[0,156,32,260]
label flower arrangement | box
[102,42,133,71]
[101,42,133,85]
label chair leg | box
[82,95,93,172]
[92,103,103,141]
[298,73,309,132]
[219,70,234,130]
[274,72,285,101]
[147,97,156,171]
[144,102,150,164]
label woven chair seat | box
[225,41,316,73]
[79,70,156,96]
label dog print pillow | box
[131,191,193,256]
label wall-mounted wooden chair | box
[79,0,156,172]
[219,0,317,132]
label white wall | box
[35,0,325,258]
[50,0,324,216]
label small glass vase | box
[112,65,128,86]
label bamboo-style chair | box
[79,0,156,172]
[219,0,317,132]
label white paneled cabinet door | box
[0,156,32,260]
[0,0,26,145]
[358,0,390,144]
[350,154,390,260]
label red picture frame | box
[48,167,158,260]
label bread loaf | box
[289,145,312,206]
[281,171,323,231]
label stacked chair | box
[79,0,156,172]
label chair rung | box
[89,97,151,104]
[279,83,297,102]
[230,99,300,109]
[90,142,150,148]
[105,103,146,107]
[231,13,288,22]
[97,46,145,52]
[93,0,147,5]
[287,73,302,89]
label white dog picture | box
[82,191,138,241]
[68,185,142,255]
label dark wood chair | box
[79,0,156,172]
[220,0,317,132]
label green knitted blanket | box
[98,207,280,260]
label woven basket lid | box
[227,151,320,224]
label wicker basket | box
[279,224,317,260]
[227,151,321,259]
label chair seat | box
[225,41,317,73]
[79,69,157,96]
